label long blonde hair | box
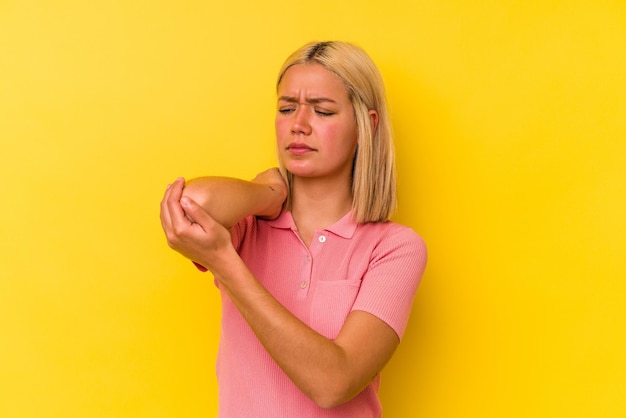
[276,41,396,223]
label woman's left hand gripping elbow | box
[160,178,236,273]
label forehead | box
[277,63,350,101]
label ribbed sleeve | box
[352,225,428,339]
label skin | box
[160,63,397,408]
[276,63,378,244]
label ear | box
[368,109,379,133]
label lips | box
[286,142,316,155]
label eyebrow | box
[278,96,337,105]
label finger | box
[160,179,181,231]
[160,181,175,231]
[166,178,192,231]
[180,196,215,232]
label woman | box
[160,41,427,417]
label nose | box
[291,106,312,135]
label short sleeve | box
[351,226,427,340]
[229,214,257,252]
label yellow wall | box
[1,1,624,417]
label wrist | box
[208,247,249,285]
[258,183,287,219]
[198,243,239,277]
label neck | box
[290,175,353,237]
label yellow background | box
[1,1,624,417]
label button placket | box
[297,251,312,298]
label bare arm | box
[160,180,403,408]
[181,168,288,229]
[216,259,400,408]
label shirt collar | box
[267,210,358,239]
[266,211,296,230]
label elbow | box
[181,178,211,208]
[313,396,347,410]
[308,378,361,409]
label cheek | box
[326,123,358,151]
[275,118,290,139]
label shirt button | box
[318,235,326,243]
[300,281,308,289]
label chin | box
[283,162,316,177]
[287,169,317,178]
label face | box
[275,63,358,182]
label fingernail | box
[180,196,189,206]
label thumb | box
[180,196,216,229]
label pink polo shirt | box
[214,210,427,417]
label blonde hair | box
[276,41,397,223]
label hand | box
[251,168,288,219]
[160,178,234,273]
[252,168,287,193]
